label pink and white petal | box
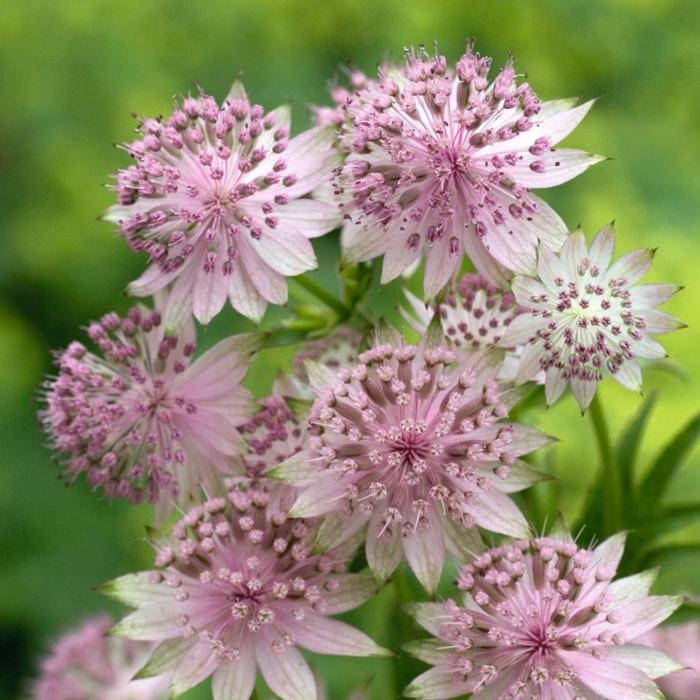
[163,259,200,331]
[176,333,261,396]
[289,475,348,518]
[590,532,627,574]
[491,460,550,493]
[273,199,342,239]
[403,508,445,594]
[520,194,569,253]
[606,644,684,680]
[341,216,388,264]
[401,289,433,334]
[570,376,598,412]
[515,342,545,385]
[440,511,484,564]
[136,637,193,679]
[226,80,248,103]
[500,313,545,348]
[380,230,423,285]
[560,230,588,279]
[192,268,229,325]
[404,666,469,699]
[464,487,530,537]
[545,367,569,405]
[612,359,643,392]
[228,260,268,322]
[616,595,684,639]
[589,224,616,270]
[315,509,369,552]
[237,240,288,305]
[504,424,555,455]
[255,634,316,700]
[537,243,566,291]
[290,611,388,657]
[559,650,663,700]
[510,276,550,306]
[608,569,658,604]
[481,217,538,275]
[510,150,605,188]
[248,229,317,276]
[633,336,666,360]
[460,221,513,287]
[211,644,257,700]
[629,284,680,309]
[171,640,220,696]
[112,604,182,640]
[402,639,454,665]
[103,199,157,224]
[639,309,685,334]
[606,248,654,284]
[423,237,460,298]
[322,571,378,614]
[265,454,320,488]
[128,262,180,297]
[365,507,403,582]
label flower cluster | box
[405,534,683,699]
[105,82,341,324]
[335,43,602,295]
[34,38,688,700]
[104,488,387,700]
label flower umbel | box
[286,340,550,593]
[106,489,387,700]
[32,615,168,700]
[338,42,602,295]
[405,534,683,699]
[105,81,341,324]
[39,302,258,515]
[502,224,684,410]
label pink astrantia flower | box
[337,42,603,296]
[39,301,258,516]
[501,224,684,410]
[104,82,342,325]
[311,69,373,127]
[105,489,388,700]
[279,340,551,593]
[401,272,541,383]
[405,533,683,699]
[639,622,700,699]
[32,615,169,700]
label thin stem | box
[589,392,620,534]
[293,275,350,317]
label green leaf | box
[635,502,700,542]
[615,390,658,499]
[639,412,700,508]
[640,541,700,568]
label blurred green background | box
[1,1,699,698]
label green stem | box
[589,393,620,534]
[293,275,350,317]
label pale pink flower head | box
[284,339,551,593]
[32,615,169,700]
[405,533,683,699]
[38,301,258,516]
[105,489,388,700]
[338,42,603,296]
[502,224,684,410]
[105,81,342,325]
[638,622,700,699]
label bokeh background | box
[1,1,699,698]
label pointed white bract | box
[105,81,342,325]
[107,488,387,700]
[405,533,683,699]
[288,338,551,593]
[335,42,602,296]
[502,225,683,410]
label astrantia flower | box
[105,489,387,700]
[281,340,550,593]
[105,82,342,325]
[401,272,539,383]
[311,69,373,128]
[32,615,169,700]
[405,533,683,699]
[501,224,684,410]
[639,622,700,699]
[39,302,258,516]
[338,42,603,295]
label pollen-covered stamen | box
[152,490,349,661]
[308,342,533,540]
[39,307,196,504]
